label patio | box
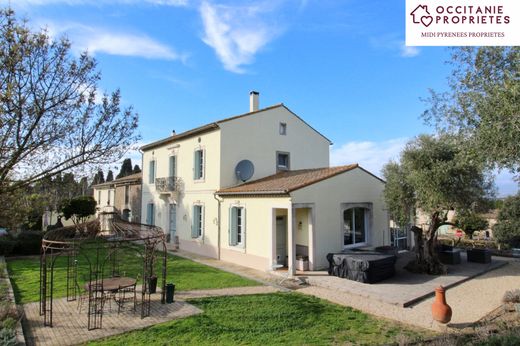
[303,251,508,307]
[22,290,202,346]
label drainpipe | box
[213,193,223,260]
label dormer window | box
[279,122,287,135]
[277,152,290,171]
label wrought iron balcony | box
[155,176,181,193]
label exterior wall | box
[291,168,388,269]
[93,187,115,211]
[219,196,291,271]
[141,129,222,258]
[114,184,142,223]
[219,107,330,188]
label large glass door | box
[343,207,367,247]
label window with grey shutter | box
[146,203,155,225]
[169,156,176,177]
[192,205,202,238]
[193,150,204,180]
[229,206,245,247]
[149,160,156,184]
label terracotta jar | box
[432,286,452,323]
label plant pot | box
[148,276,158,294]
[432,286,452,323]
[296,257,309,271]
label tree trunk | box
[406,212,447,275]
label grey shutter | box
[229,207,238,246]
[146,203,154,225]
[169,156,176,177]
[149,160,155,184]
[193,151,200,179]
[191,206,199,238]
[241,208,246,248]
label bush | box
[0,238,16,256]
[502,289,520,304]
[12,231,42,256]
[454,211,489,237]
[494,194,520,248]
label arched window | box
[343,207,368,247]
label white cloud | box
[330,138,408,178]
[400,42,420,58]
[40,21,186,61]
[370,35,420,58]
[199,1,281,73]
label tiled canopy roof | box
[216,164,360,196]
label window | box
[169,155,177,177]
[148,160,156,184]
[276,152,290,171]
[97,191,101,205]
[146,203,155,225]
[343,207,367,247]
[229,206,245,247]
[124,185,129,205]
[191,205,204,238]
[107,190,111,205]
[193,149,204,180]
[279,122,287,135]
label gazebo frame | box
[39,217,167,330]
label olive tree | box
[494,194,520,248]
[0,9,139,196]
[383,134,494,274]
[423,47,520,175]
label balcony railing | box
[155,176,181,193]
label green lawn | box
[6,249,257,304]
[88,293,425,346]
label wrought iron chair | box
[116,282,137,314]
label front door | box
[169,204,176,243]
[276,216,287,266]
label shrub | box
[0,238,16,256]
[0,327,16,346]
[454,211,489,237]
[502,289,520,304]
[12,231,42,256]
[494,194,520,248]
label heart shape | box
[421,16,433,27]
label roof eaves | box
[285,164,359,193]
[216,190,289,197]
[140,123,219,151]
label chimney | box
[249,91,259,112]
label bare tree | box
[0,9,140,195]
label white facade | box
[141,96,389,272]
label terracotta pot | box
[431,286,452,323]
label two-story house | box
[141,92,389,274]
[93,172,142,223]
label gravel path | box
[298,259,520,332]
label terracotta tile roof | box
[216,164,360,196]
[140,103,332,151]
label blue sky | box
[4,0,518,196]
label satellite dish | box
[235,160,254,182]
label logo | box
[410,5,433,27]
[405,0,519,46]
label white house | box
[140,92,389,274]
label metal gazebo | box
[39,216,167,330]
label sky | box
[3,0,518,196]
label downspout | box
[139,148,144,225]
[213,193,223,260]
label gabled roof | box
[216,164,371,196]
[140,103,332,151]
[92,172,142,189]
